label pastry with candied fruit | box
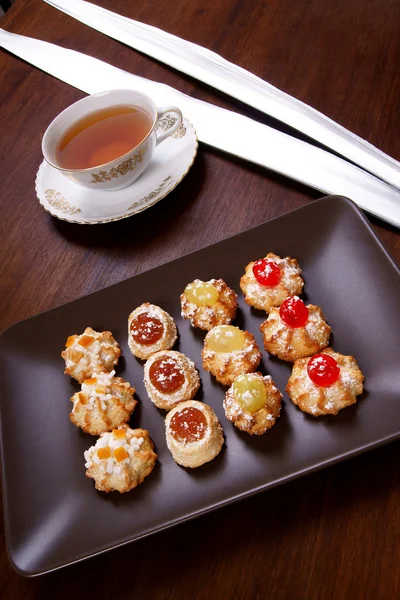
[70,370,137,435]
[223,373,282,435]
[180,279,238,331]
[61,327,121,383]
[240,252,304,312]
[165,400,224,468]
[84,425,157,493]
[286,348,364,416]
[143,350,200,410]
[202,325,262,386]
[260,296,331,362]
[128,303,178,360]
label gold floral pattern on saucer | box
[44,189,82,215]
[35,117,197,225]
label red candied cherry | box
[279,296,309,328]
[252,259,281,287]
[307,353,340,387]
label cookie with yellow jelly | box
[240,253,304,313]
[84,425,157,493]
[61,327,121,383]
[180,278,238,331]
[128,303,178,360]
[286,348,364,417]
[70,370,137,435]
[143,350,200,410]
[202,325,262,386]
[165,400,224,468]
[224,373,282,435]
[260,297,331,362]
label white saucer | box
[35,117,198,224]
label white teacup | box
[42,89,183,191]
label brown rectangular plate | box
[1,196,400,576]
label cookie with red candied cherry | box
[201,325,262,386]
[180,278,238,331]
[128,303,177,360]
[260,296,331,362]
[286,348,364,416]
[165,400,224,468]
[61,327,121,384]
[143,350,200,410]
[240,252,304,312]
[224,373,282,435]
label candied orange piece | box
[66,335,77,348]
[97,446,111,460]
[113,446,129,462]
[78,392,88,405]
[112,428,126,440]
[95,383,106,394]
[84,377,97,386]
[70,349,84,362]
[78,335,95,347]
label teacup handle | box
[155,106,183,146]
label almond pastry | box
[165,400,224,468]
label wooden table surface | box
[1,0,400,597]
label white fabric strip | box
[1,28,400,227]
[44,0,400,191]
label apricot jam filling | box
[170,407,207,443]
[149,356,185,393]
[130,312,164,345]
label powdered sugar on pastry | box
[180,278,238,331]
[144,350,200,410]
[70,371,137,435]
[224,372,282,435]
[61,327,121,383]
[286,348,364,416]
[240,253,304,312]
[85,425,157,493]
[260,301,331,362]
[128,303,177,360]
[202,325,262,386]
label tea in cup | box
[42,89,183,191]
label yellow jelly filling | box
[184,281,219,307]
[233,374,266,413]
[97,446,111,460]
[207,325,246,353]
[114,446,129,462]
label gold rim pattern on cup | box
[90,148,146,184]
[44,189,82,215]
[36,118,198,225]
